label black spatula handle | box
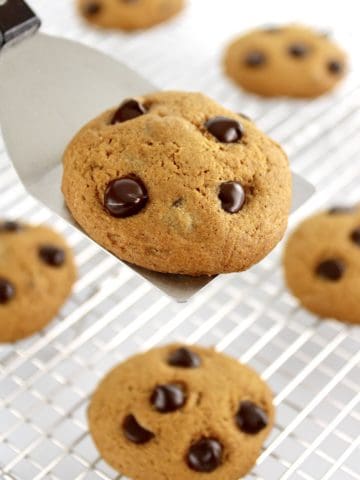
[0,0,40,50]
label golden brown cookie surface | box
[283,206,360,324]
[0,221,76,342]
[88,344,274,480]
[224,25,347,98]
[77,0,184,31]
[62,91,291,276]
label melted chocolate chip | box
[236,400,268,434]
[111,99,146,124]
[219,181,245,214]
[187,438,223,473]
[0,221,21,232]
[316,259,345,281]
[350,227,360,245]
[39,246,66,267]
[83,2,101,15]
[104,176,148,218]
[245,51,266,67]
[151,384,186,413]
[288,43,309,58]
[168,347,201,368]
[205,117,243,143]
[122,415,155,444]
[0,278,15,304]
[328,60,343,74]
[328,206,355,215]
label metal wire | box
[0,1,359,479]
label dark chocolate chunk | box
[151,384,186,413]
[0,278,15,304]
[328,60,343,74]
[245,51,266,67]
[350,227,360,245]
[328,206,355,215]
[111,99,146,124]
[288,43,310,58]
[39,246,65,267]
[236,400,268,434]
[187,438,223,473]
[316,259,345,281]
[122,414,155,444]
[205,116,243,143]
[83,2,101,15]
[0,221,21,232]
[219,181,245,213]
[104,176,148,218]
[168,347,201,368]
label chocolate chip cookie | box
[62,91,291,276]
[224,25,347,98]
[0,221,76,342]
[88,344,274,480]
[77,0,185,31]
[283,206,360,324]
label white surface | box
[0,1,359,479]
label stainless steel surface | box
[0,1,359,479]
[0,32,313,301]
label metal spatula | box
[0,0,314,302]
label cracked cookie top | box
[62,91,291,276]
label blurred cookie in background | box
[283,206,360,324]
[77,0,185,31]
[88,343,274,480]
[224,24,347,98]
[0,221,76,342]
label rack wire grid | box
[1,1,360,479]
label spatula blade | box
[0,33,314,302]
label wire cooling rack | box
[1,1,359,479]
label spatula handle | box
[0,0,40,50]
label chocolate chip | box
[39,246,65,267]
[316,259,345,281]
[187,438,223,473]
[328,60,343,74]
[151,384,186,413]
[111,99,146,125]
[350,227,360,245]
[236,400,268,434]
[205,117,243,143]
[104,176,148,218]
[328,206,355,215]
[122,414,155,444]
[0,221,21,232]
[245,51,266,67]
[83,2,101,15]
[0,278,15,304]
[168,347,201,368]
[219,181,245,214]
[288,43,310,58]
